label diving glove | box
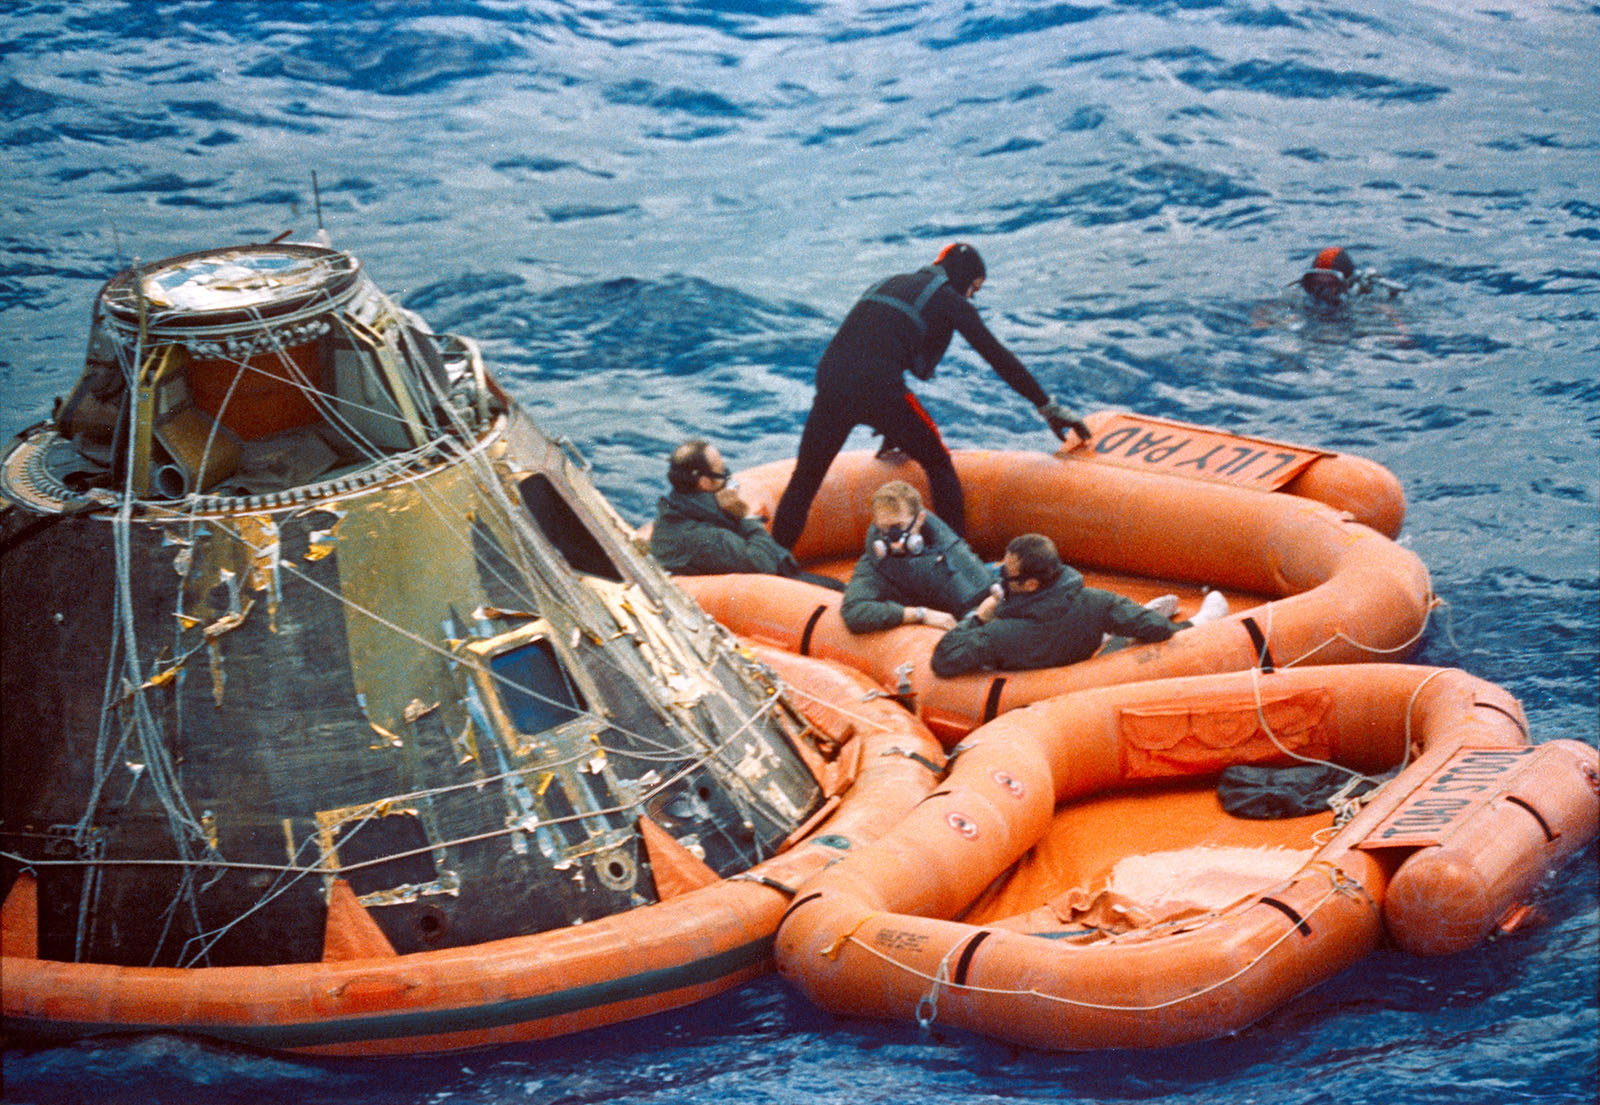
[1037,398,1091,442]
[1351,268,1408,298]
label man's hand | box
[973,593,1000,624]
[715,486,750,520]
[1037,398,1090,443]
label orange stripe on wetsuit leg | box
[902,391,948,451]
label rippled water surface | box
[2,2,1596,1102]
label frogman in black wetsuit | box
[770,243,1089,550]
[1298,246,1408,305]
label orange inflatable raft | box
[773,664,1600,1050]
[681,412,1433,745]
[0,648,943,1056]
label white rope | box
[915,935,964,1029]
[885,865,1371,1023]
[1245,665,1384,785]
[46,286,864,960]
[1272,592,1442,669]
[114,314,816,782]
[1,689,787,882]
[764,673,914,741]
[86,313,224,960]
[173,804,362,968]
[137,483,714,764]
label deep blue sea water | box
[1,1,1595,1102]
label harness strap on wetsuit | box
[858,270,948,337]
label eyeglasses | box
[705,468,730,484]
[1001,566,1033,593]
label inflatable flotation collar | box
[772,665,1600,1051]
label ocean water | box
[1,1,1595,1102]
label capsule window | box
[488,636,587,735]
[518,474,623,581]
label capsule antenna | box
[110,220,126,272]
[312,170,324,230]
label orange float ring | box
[0,647,942,1056]
[683,417,1431,746]
[773,664,1599,1050]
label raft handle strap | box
[1474,698,1531,740]
[1505,795,1558,842]
[798,604,828,656]
[981,676,1008,723]
[952,930,991,987]
[916,924,989,1030]
[778,891,824,929]
[858,270,948,338]
[1259,895,1311,936]
[884,748,946,775]
[731,873,800,897]
[1242,615,1276,672]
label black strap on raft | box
[778,891,824,928]
[981,676,1008,723]
[1506,795,1558,841]
[952,930,992,986]
[885,748,945,775]
[1242,616,1276,672]
[1475,698,1531,740]
[731,873,799,896]
[1259,896,1311,936]
[798,604,828,656]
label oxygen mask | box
[872,520,925,558]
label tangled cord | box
[869,861,1376,1028]
[43,313,832,962]
[1271,591,1446,669]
